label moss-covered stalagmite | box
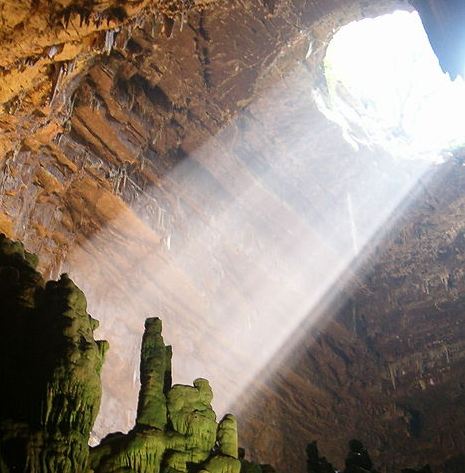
[90,317,242,473]
[136,317,171,430]
[0,235,264,473]
[0,234,108,473]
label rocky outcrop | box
[90,316,243,473]
[0,0,220,167]
[0,234,108,473]
[0,234,266,473]
[306,440,433,473]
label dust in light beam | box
[62,10,463,442]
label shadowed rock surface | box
[306,440,436,473]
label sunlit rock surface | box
[2,1,465,473]
[0,0,220,163]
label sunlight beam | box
[59,10,465,444]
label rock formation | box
[0,234,268,473]
[0,0,219,162]
[0,233,108,473]
[89,316,243,473]
[1,234,462,473]
[306,442,335,473]
[306,440,433,473]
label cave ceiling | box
[2,1,465,473]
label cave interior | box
[2,1,465,473]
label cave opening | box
[320,10,465,162]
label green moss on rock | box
[0,237,107,473]
[90,321,240,473]
[202,455,241,473]
[0,235,271,473]
[217,415,238,458]
[136,318,170,430]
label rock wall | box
[0,235,462,473]
[236,163,465,473]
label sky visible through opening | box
[323,10,465,162]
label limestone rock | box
[3,2,465,472]
[218,415,239,458]
[305,442,335,473]
[136,317,171,430]
[239,448,276,473]
[344,440,375,473]
[91,324,241,473]
[0,235,265,473]
[0,234,108,473]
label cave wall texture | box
[2,1,465,473]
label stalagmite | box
[0,235,264,473]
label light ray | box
[60,11,465,445]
